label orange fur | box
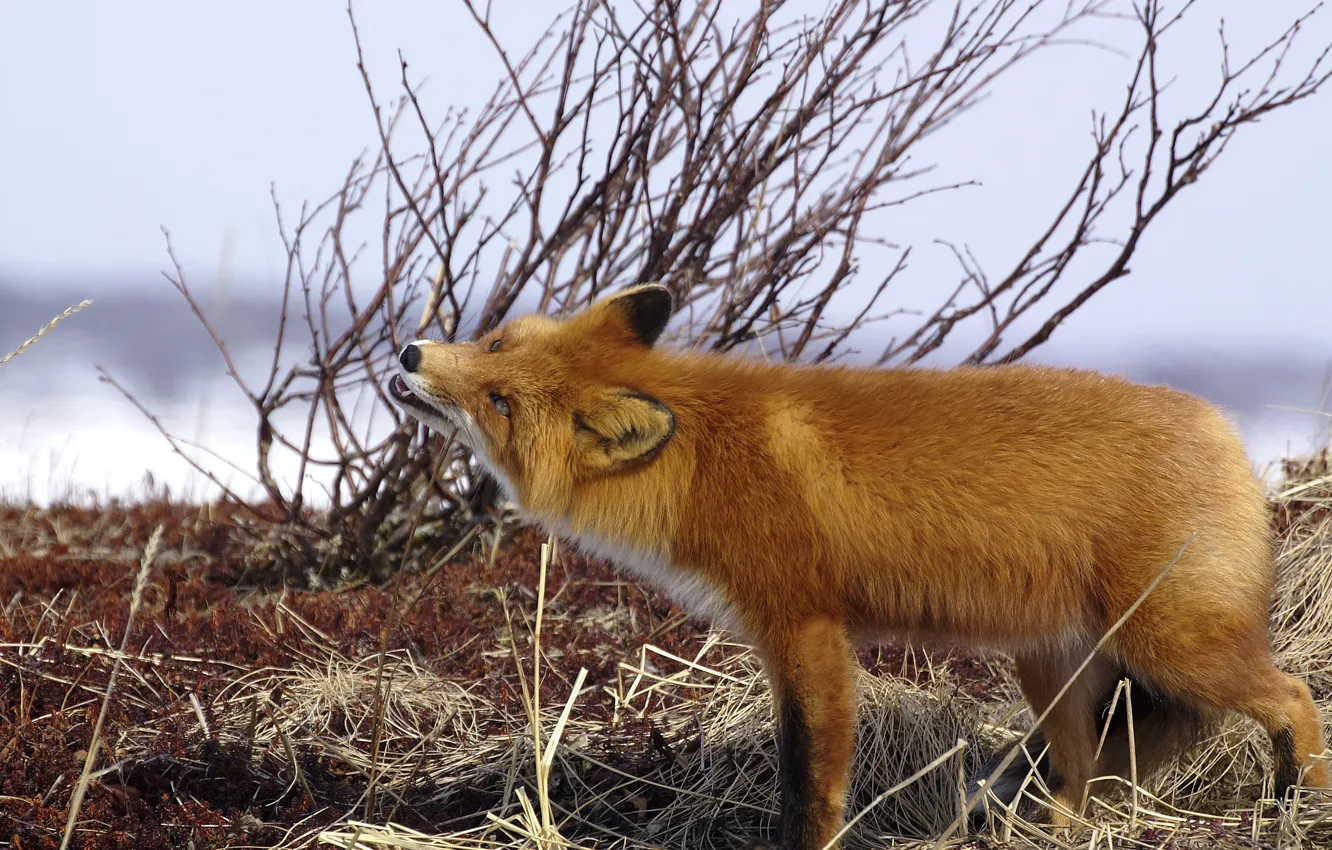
[390,285,1328,849]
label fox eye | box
[488,338,503,352]
[489,392,511,417]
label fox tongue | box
[389,375,418,401]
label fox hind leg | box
[1112,602,1329,800]
[1142,656,1327,797]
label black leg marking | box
[1272,726,1299,801]
[966,729,1056,830]
[778,687,814,850]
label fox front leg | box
[761,618,857,850]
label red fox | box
[389,284,1328,849]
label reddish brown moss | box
[0,502,1012,848]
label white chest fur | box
[555,526,739,633]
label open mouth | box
[388,375,429,411]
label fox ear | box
[593,284,673,347]
[574,389,675,472]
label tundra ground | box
[1,459,1330,849]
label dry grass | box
[315,653,1331,850]
[58,524,163,850]
[314,644,995,850]
[314,470,1332,850]
[214,653,488,803]
[0,299,92,368]
[3,460,1331,849]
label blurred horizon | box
[2,278,1328,505]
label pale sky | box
[2,1,1330,499]
[3,2,1328,331]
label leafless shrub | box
[125,0,1332,580]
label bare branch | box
[137,0,1331,580]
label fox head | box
[389,284,677,508]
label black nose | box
[399,343,422,372]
